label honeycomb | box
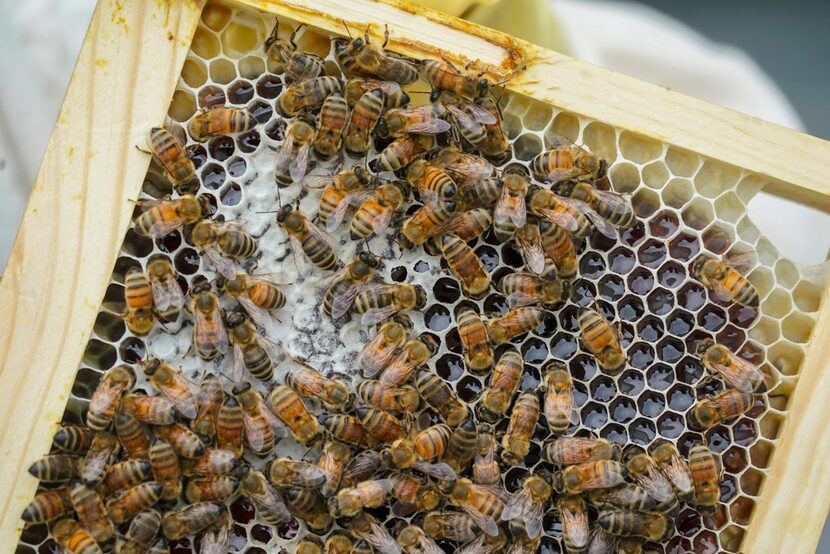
[14,1,824,553]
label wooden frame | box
[0,0,829,551]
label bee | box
[688,388,753,431]
[513,221,547,275]
[485,306,546,345]
[422,511,480,543]
[461,176,502,208]
[587,484,657,512]
[542,362,579,434]
[325,531,359,554]
[492,173,528,243]
[616,537,645,554]
[688,444,722,514]
[501,390,540,465]
[133,194,210,238]
[433,146,494,184]
[51,518,101,554]
[397,525,444,554]
[286,361,353,410]
[145,125,199,194]
[456,304,495,373]
[439,234,491,299]
[579,308,626,375]
[106,481,164,524]
[438,207,493,245]
[283,486,333,532]
[311,165,375,232]
[499,272,569,308]
[553,461,628,495]
[27,455,80,482]
[345,511,402,554]
[277,205,339,271]
[141,358,197,419]
[118,509,161,554]
[52,425,94,454]
[624,450,679,515]
[538,218,579,280]
[225,311,277,381]
[238,467,292,525]
[200,510,232,554]
[70,481,114,544]
[353,283,428,326]
[596,510,672,541]
[480,96,510,161]
[185,475,239,502]
[557,180,635,230]
[377,103,451,139]
[189,280,228,361]
[218,270,286,326]
[649,440,694,501]
[266,385,321,445]
[297,536,325,554]
[318,440,351,497]
[335,26,419,84]
[691,251,759,307]
[268,457,326,488]
[181,448,239,477]
[473,430,500,485]
[527,185,595,238]
[399,199,458,248]
[81,432,119,487]
[442,417,480,474]
[123,266,154,335]
[345,78,410,108]
[530,134,604,185]
[357,315,413,378]
[329,478,396,517]
[277,76,342,117]
[21,487,72,523]
[264,19,325,81]
[121,393,176,425]
[311,92,349,159]
[543,436,622,466]
[350,182,407,240]
[389,474,442,516]
[442,478,509,537]
[274,116,316,187]
[357,380,420,413]
[233,382,283,456]
[421,58,489,102]
[99,459,152,495]
[558,495,589,552]
[344,88,386,156]
[376,134,434,172]
[149,438,181,500]
[416,369,469,426]
[697,338,766,392]
[216,395,244,457]
[320,414,375,449]
[162,502,225,540]
[187,106,256,142]
[190,374,224,439]
[440,94,489,148]
[191,219,256,279]
[382,424,456,480]
[340,449,382,490]
[145,255,185,323]
[356,406,407,444]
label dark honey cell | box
[250,524,272,544]
[600,423,628,444]
[119,336,146,364]
[237,130,261,154]
[669,231,700,261]
[424,304,451,331]
[722,446,748,472]
[220,183,242,206]
[175,248,201,274]
[522,338,548,364]
[227,156,246,177]
[256,74,283,98]
[414,260,430,273]
[277,519,300,541]
[697,378,723,398]
[265,119,285,141]
[629,418,656,445]
[590,376,617,402]
[589,230,617,252]
[667,384,695,411]
[390,265,408,282]
[474,245,500,272]
[657,411,685,439]
[646,288,675,316]
[513,133,543,161]
[187,144,207,169]
[657,337,684,363]
[667,537,693,554]
[747,393,767,418]
[201,162,226,189]
[83,339,118,370]
[658,261,686,288]
[678,282,707,310]
[483,293,509,315]
[558,305,580,332]
[123,228,154,258]
[499,242,524,268]
[248,100,273,124]
[667,309,694,336]
[19,524,47,546]
[628,342,655,369]
[71,367,102,399]
[717,324,747,351]
[618,295,645,321]
[619,369,645,396]
[94,311,126,342]
[579,252,606,279]
[598,274,625,301]
[609,397,636,424]
[549,333,578,359]
[698,304,727,332]
[676,356,704,385]
[208,136,235,161]
[570,279,596,307]
[443,328,462,354]
[156,230,182,253]
[732,418,758,446]
[570,354,598,381]
[638,391,666,418]
[596,299,616,321]
[637,316,664,342]
[676,507,703,536]
[702,225,732,254]
[534,312,559,338]
[627,267,654,295]
[720,476,739,505]
[504,466,530,493]
[646,363,673,390]
[739,341,765,367]
[620,221,646,247]
[231,498,256,524]
[227,80,254,104]
[456,375,483,402]
[729,303,758,328]
[169,539,193,554]
[608,246,636,274]
[649,210,679,238]
[198,84,226,108]
[491,266,514,287]
[580,401,607,429]
[520,365,542,392]
[637,239,667,268]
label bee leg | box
[382,24,390,48]
[135,144,152,154]
[694,375,721,394]
[289,23,307,49]
[439,52,460,73]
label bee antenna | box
[341,19,352,39]
[269,17,279,41]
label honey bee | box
[398,199,458,248]
[356,406,407,444]
[335,26,419,84]
[310,165,375,232]
[21,487,72,523]
[543,436,622,466]
[188,106,256,142]
[274,117,316,187]
[357,380,420,413]
[455,305,494,373]
[121,393,176,425]
[350,183,407,240]
[190,375,224,439]
[264,19,325,82]
[297,536,325,554]
[439,95,489,149]
[329,478,396,517]
[438,207,493,246]
[162,502,225,540]
[181,448,238,477]
[376,134,434,172]
[473,430,500,485]
[189,280,228,361]
[439,234,491,299]
[277,205,339,271]
[596,510,672,541]
[527,185,594,238]
[460,176,502,209]
[106,481,164,524]
[357,315,413,378]
[154,423,203,460]
[233,382,283,457]
[345,78,410,108]
[697,338,766,392]
[382,424,456,480]
[278,76,342,117]
[480,97,510,161]
[27,455,79,482]
[266,385,321,445]
[200,510,231,554]
[191,219,257,280]
[485,306,546,345]
[558,494,589,552]
[530,134,604,185]
[325,531,359,554]
[284,486,333,533]
[286,361,353,410]
[553,461,628,495]
[421,58,490,102]
[500,272,569,308]
[52,425,94,454]
[442,478,509,537]
[691,251,759,307]
[649,440,694,502]
[542,363,579,434]
[416,369,469,426]
[311,92,349,160]
[318,440,351,497]
[388,474,441,516]
[579,308,626,375]
[397,525,444,554]
[239,467,291,524]
[616,537,644,554]
[216,395,244,457]
[268,457,327,488]
[623,450,679,515]
[501,390,540,465]
[51,518,101,554]
[513,221,547,275]
[81,432,119,487]
[133,194,210,238]
[587,483,657,513]
[422,511,480,543]
[145,255,184,323]
[557,180,635,231]
[501,474,553,540]
[432,146,494,184]
[344,88,386,156]
[378,103,451,139]
[99,459,152,495]
[69,481,113,544]
[442,417,480,474]
[141,358,197,419]
[491,174,527,243]
[123,266,154,335]
[353,283,427,326]
[346,511,402,554]
[216,271,287,327]
[688,444,722,514]
[538,218,579,280]
[149,438,181,500]
[341,449,382,489]
[146,125,198,194]
[688,388,753,431]
[118,509,161,554]
[225,311,277,381]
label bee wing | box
[535,207,580,233]
[538,168,582,185]
[260,401,289,439]
[242,410,268,452]
[546,387,579,426]
[359,520,402,554]
[144,218,185,239]
[724,250,758,274]
[344,451,381,482]
[288,235,311,272]
[274,136,296,173]
[708,279,738,303]
[149,275,185,312]
[501,484,533,522]
[665,456,694,495]
[463,100,497,125]
[232,343,247,383]
[324,194,353,233]
[416,535,445,554]
[204,246,239,281]
[303,175,336,189]
[250,483,291,523]
[361,305,402,327]
[516,231,546,274]
[512,193,527,228]
[560,503,589,547]
[289,461,328,487]
[330,284,361,320]
[584,209,617,239]
[357,334,399,378]
[390,499,417,517]
[461,504,500,537]
[160,377,198,420]
[417,186,441,207]
[372,206,396,236]
[379,348,416,385]
[89,376,128,414]
[446,160,493,183]
[405,118,452,135]
[545,133,578,150]
[287,364,325,396]
[638,467,674,502]
[708,351,762,393]
[83,447,111,482]
[315,265,351,291]
[446,103,482,132]
[592,188,633,207]
[289,141,312,183]
[506,291,537,309]
[305,218,340,254]
[200,524,230,554]
[236,296,276,332]
[195,305,229,355]
[411,461,457,481]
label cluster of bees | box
[21,16,770,554]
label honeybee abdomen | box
[241,344,273,381]
[530,150,574,181]
[346,90,385,154]
[149,440,180,500]
[230,109,256,133]
[415,424,452,460]
[300,234,338,270]
[597,199,636,229]
[219,230,256,258]
[423,169,457,200]
[124,269,152,309]
[248,282,286,310]
[350,198,383,240]
[440,235,490,298]
[217,398,244,456]
[323,280,350,316]
[318,188,347,228]
[21,488,72,522]
[443,418,478,469]
[150,127,183,164]
[53,426,94,454]
[28,455,78,482]
[724,268,759,307]
[353,289,393,314]
[314,93,349,158]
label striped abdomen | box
[318,187,348,228]
[401,200,457,246]
[239,342,274,381]
[457,306,493,372]
[21,488,72,522]
[313,93,349,158]
[441,235,490,298]
[421,167,457,199]
[530,149,575,180]
[539,220,578,279]
[149,439,181,500]
[248,282,285,310]
[63,527,102,554]
[344,89,384,154]
[414,424,451,460]
[124,268,152,310]
[217,396,244,457]
[298,229,337,270]
[218,229,256,258]
[350,196,384,240]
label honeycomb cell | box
[618,131,662,163]
[228,80,255,104]
[638,390,666,418]
[502,112,523,139]
[119,336,146,364]
[646,288,674,316]
[522,338,548,364]
[548,112,580,144]
[598,274,625,301]
[665,146,700,177]
[582,121,617,161]
[435,354,464,381]
[202,163,226,189]
[570,354,598,381]
[759,411,783,440]
[168,89,197,122]
[608,246,636,274]
[627,268,654,296]
[590,376,617,402]
[629,418,656,444]
[642,160,669,190]
[122,229,154,258]
[620,221,646,248]
[681,197,715,230]
[628,342,655,369]
[637,316,663,343]
[618,295,645,320]
[579,252,605,279]
[649,210,679,239]
[658,261,686,289]
[700,225,733,255]
[793,279,822,312]
[657,411,685,439]
[632,188,660,218]
[210,58,237,83]
[722,526,746,552]
[717,324,746,351]
[729,496,754,526]
[201,3,232,31]
[657,337,684,363]
[696,159,741,198]
[581,402,608,429]
[706,426,731,453]
[773,259,798,288]
[192,26,222,59]
[181,58,208,88]
[609,397,636,424]
[523,102,552,131]
[663,177,694,208]
[198,84,226,108]
[668,384,695,411]
[570,279,596,306]
[766,341,803,376]
[550,333,577,359]
[698,304,726,332]
[174,247,201,274]
[220,183,242,206]
[609,162,640,194]
[221,14,267,57]
[513,133,543,161]
[82,339,118,370]
[209,136,235,161]
[715,191,745,223]
[747,266,774,300]
[456,375,483,401]
[238,55,266,78]
[93,311,126,342]
[749,440,773,468]
[781,312,814,343]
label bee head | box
[695,337,717,357]
[358,251,380,269]
[419,332,440,356]
[276,204,293,223]
[231,381,252,396]
[141,357,162,375]
[412,284,428,309]
[223,309,246,328]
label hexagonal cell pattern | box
[15,2,822,553]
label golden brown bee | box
[21,487,72,523]
[218,271,286,328]
[225,311,276,382]
[579,308,626,375]
[118,509,161,554]
[191,374,223,438]
[275,117,316,187]
[329,478,396,517]
[81,432,119,488]
[216,395,244,457]
[264,19,325,81]
[141,357,197,419]
[416,369,469,426]
[499,475,552,539]
[188,106,256,142]
[553,461,628,495]
[105,481,163,524]
[335,27,419,84]
[318,440,351,498]
[456,304,495,374]
[376,134,434,172]
[555,495,589,552]
[350,182,407,240]
[52,425,94,454]
[390,474,442,517]
[439,93,489,148]
[232,382,279,457]
[357,315,413,378]
[51,518,101,554]
[438,208,493,246]
[378,103,451,139]
[310,165,375,232]
[268,457,326,488]
[27,455,79,482]
[527,185,595,238]
[99,459,152,496]
[344,88,386,156]
[357,380,419,413]
[155,422,206,459]
[473,430,500,485]
[312,92,349,159]
[189,280,228,361]
[345,78,410,108]
[353,283,428,327]
[200,510,231,554]
[286,361,353,411]
[319,413,375,448]
[439,234,491,299]
[542,362,579,434]
[480,96,510,160]
[133,194,210,238]
[277,76,342,117]
[397,525,444,554]
[543,436,622,466]
[421,58,490,102]
[181,448,238,477]
[407,158,460,203]
[325,531,358,554]
[422,511,480,543]
[121,393,176,425]
[442,478,509,537]
[277,204,339,271]
[191,220,257,279]
[357,406,407,444]
[493,173,528,243]
[530,134,604,185]
[513,221,547,276]
[688,444,722,514]
[461,176,502,209]
[624,450,679,515]
[697,338,766,392]
[501,390,540,465]
[382,424,455,480]
[123,266,154,335]
[161,502,225,540]
[266,384,321,445]
[558,180,635,230]
[399,199,458,248]
[345,511,400,553]
[432,146,494,185]
[70,481,114,544]
[587,483,657,512]
[284,486,334,533]
[146,255,184,322]
[691,251,759,307]
[485,306,546,345]
[185,475,239,502]
[238,467,292,525]
[146,125,198,194]
[650,440,694,502]
[149,438,181,500]
[341,450,382,489]
[441,417,479,474]
[499,272,569,309]
[688,388,753,431]
[538,218,579,280]
[297,536,324,554]
[596,510,672,541]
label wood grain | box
[0,0,204,545]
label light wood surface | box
[0,0,204,546]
